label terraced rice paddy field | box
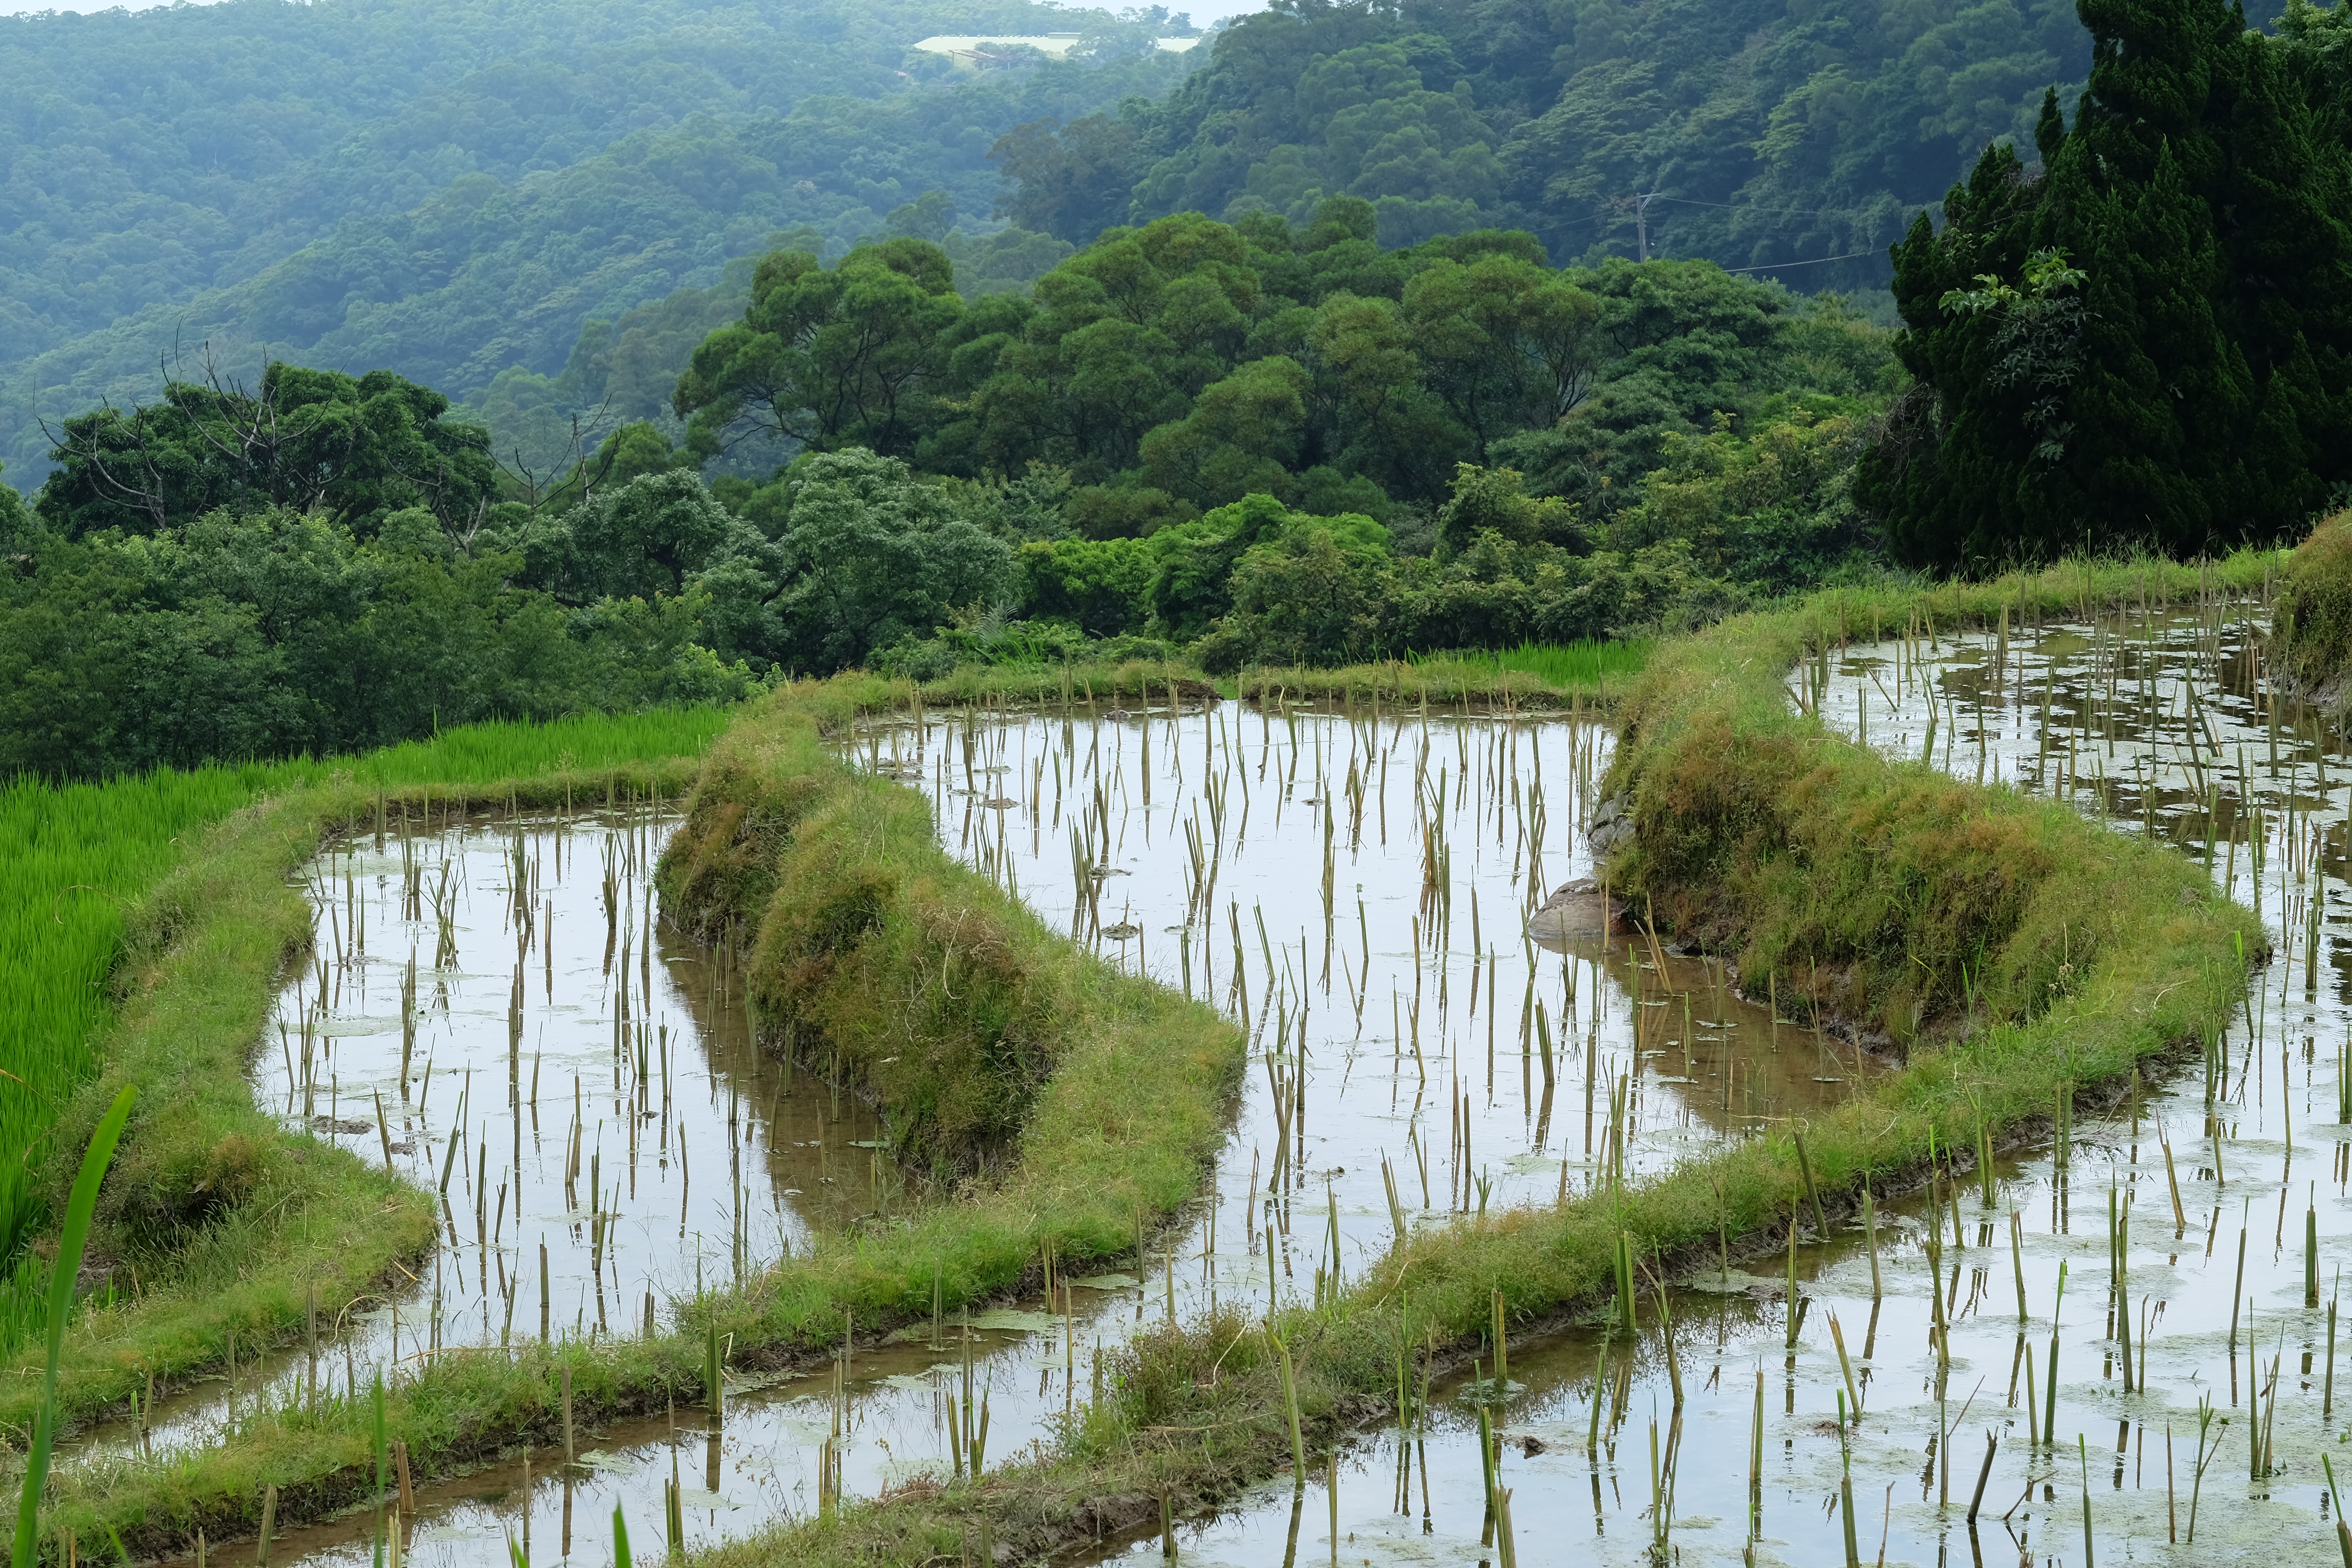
[29,589,2352,1568]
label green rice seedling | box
[1748,1369,1764,1536]
[1327,1452,1340,1568]
[2045,1262,2066,1440]
[1837,1401,1859,1567]
[1420,639,1654,690]
[1862,1182,1881,1299]
[1475,1395,1496,1543]
[12,1085,135,1568]
[1827,1311,1861,1421]
[1274,1330,1307,1489]
[2186,1396,2221,1544]
[1791,1122,1826,1237]
[2324,1455,2352,1567]
[372,1373,389,1568]
[1782,1226,1798,1349]
[2078,1435,2095,1568]
[2328,1277,2340,1420]
[706,1315,724,1422]
[2310,1186,2322,1309]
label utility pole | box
[1631,190,1662,262]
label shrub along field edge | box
[2269,505,2352,710]
[28,676,1247,1558]
[670,551,2275,1568]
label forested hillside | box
[997,0,2089,282]
[2,0,2097,488]
[0,0,1197,477]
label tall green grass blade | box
[373,1372,388,1568]
[12,1083,136,1568]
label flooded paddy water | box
[882,694,1884,1311]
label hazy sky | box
[0,0,1270,21]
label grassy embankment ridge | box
[24,674,1246,1558]
[669,552,2278,1567]
[2270,506,2352,710]
[1238,638,1652,710]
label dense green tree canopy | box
[768,450,1018,669]
[37,364,499,541]
[0,502,747,778]
[502,470,765,605]
[675,208,1886,532]
[675,240,969,464]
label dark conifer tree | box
[1862,0,2352,567]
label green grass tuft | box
[1414,637,1652,688]
[2271,507,2352,709]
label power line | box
[1648,194,1892,222]
[1527,189,1931,246]
[1717,249,1881,274]
[1526,189,1873,242]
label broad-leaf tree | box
[37,364,498,541]
[674,239,966,465]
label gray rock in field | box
[1527,876,1623,942]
